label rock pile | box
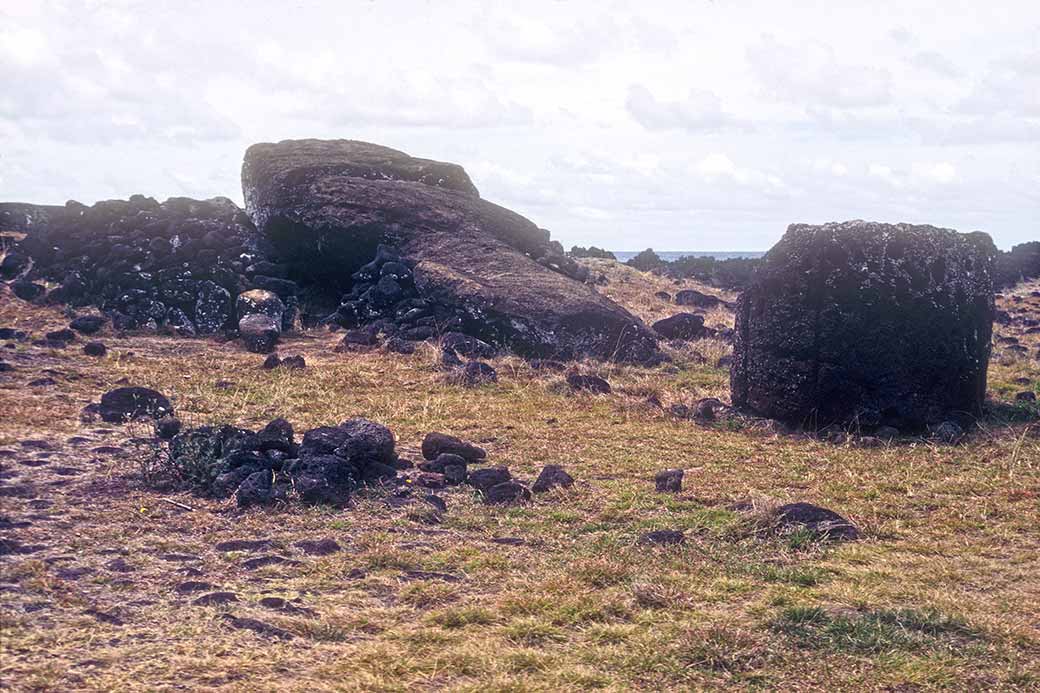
[732,221,996,430]
[2,196,265,335]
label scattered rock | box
[215,539,274,553]
[449,360,498,386]
[69,315,106,334]
[566,373,611,394]
[655,469,683,493]
[467,466,511,491]
[930,420,965,444]
[194,592,239,606]
[1016,391,1037,402]
[175,581,216,594]
[675,289,723,308]
[295,538,341,556]
[774,502,859,541]
[242,555,301,571]
[98,386,173,423]
[530,464,574,493]
[238,313,280,354]
[83,341,107,357]
[155,416,182,440]
[483,481,531,505]
[421,432,486,462]
[652,313,710,340]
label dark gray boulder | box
[420,432,486,462]
[675,288,723,308]
[651,313,710,340]
[239,314,280,353]
[530,464,574,493]
[774,502,859,541]
[732,221,996,430]
[99,386,173,423]
[241,139,660,363]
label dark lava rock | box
[295,538,342,556]
[654,291,672,301]
[675,289,723,308]
[421,432,486,462]
[528,358,567,372]
[467,466,512,491]
[45,328,76,343]
[155,416,182,440]
[1016,391,1037,402]
[442,332,497,359]
[416,472,446,489]
[419,453,467,474]
[774,502,859,541]
[241,138,660,363]
[175,581,216,594]
[732,221,996,430]
[652,313,710,340]
[530,464,574,493]
[566,373,611,394]
[655,469,683,493]
[99,386,173,423]
[930,420,964,444]
[83,341,107,357]
[239,313,279,353]
[194,591,239,606]
[449,360,498,386]
[638,530,685,545]
[236,288,285,322]
[692,397,722,422]
[69,315,106,334]
[483,481,531,505]
[12,281,45,301]
[215,539,273,552]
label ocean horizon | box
[611,250,766,262]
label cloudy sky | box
[2,1,1038,250]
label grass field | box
[1,265,1038,691]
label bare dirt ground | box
[1,267,1038,692]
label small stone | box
[483,481,531,505]
[449,360,498,386]
[655,469,683,493]
[416,472,446,489]
[566,373,611,394]
[295,538,341,556]
[69,315,106,334]
[530,464,574,493]
[83,341,107,357]
[1015,391,1037,402]
[930,420,964,444]
[175,581,215,594]
[774,502,859,541]
[261,354,281,369]
[239,314,280,354]
[421,432,486,462]
[155,416,182,440]
[467,466,511,491]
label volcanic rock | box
[99,387,173,423]
[732,221,996,430]
[774,502,859,541]
[241,139,660,363]
[530,464,574,493]
[652,313,710,340]
[239,314,280,353]
[421,432,486,462]
[675,288,723,308]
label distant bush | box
[569,245,617,260]
[625,248,665,272]
[995,241,1040,289]
[664,255,761,291]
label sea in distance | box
[611,250,766,263]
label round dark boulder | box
[652,313,709,340]
[99,387,173,423]
[774,502,859,541]
[483,481,531,505]
[69,315,106,334]
[239,314,280,354]
[566,373,611,394]
[530,464,574,493]
[442,332,497,359]
[655,469,683,493]
[236,289,285,323]
[155,416,182,440]
[421,432,486,462]
[675,289,723,308]
[450,361,498,387]
[11,281,45,301]
[83,341,107,357]
[467,466,511,491]
[333,418,397,467]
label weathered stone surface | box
[732,221,996,430]
[241,139,660,363]
[652,313,710,340]
[99,386,173,423]
[239,314,280,353]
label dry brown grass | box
[1,267,1038,691]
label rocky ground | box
[0,264,1038,692]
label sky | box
[1,1,1038,251]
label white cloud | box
[626,85,743,132]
